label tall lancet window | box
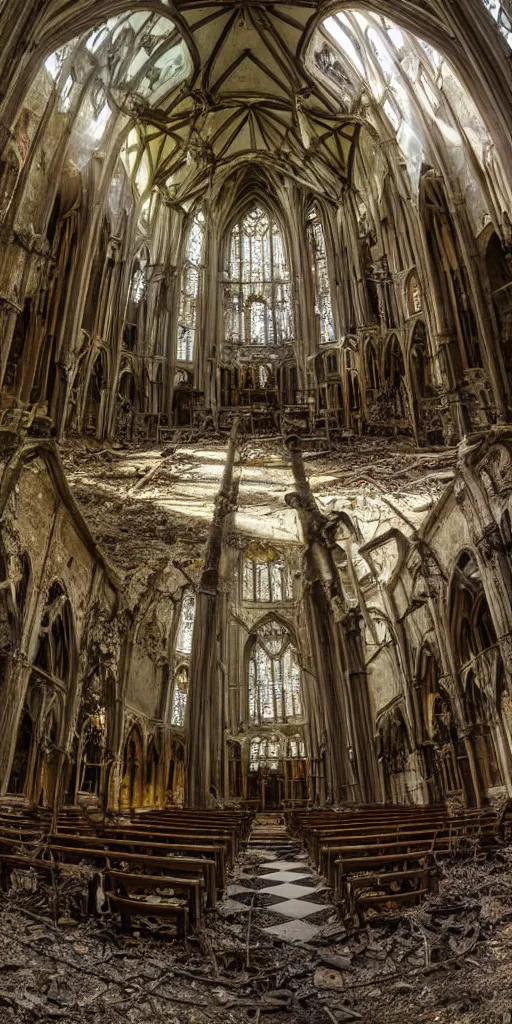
[177,211,204,362]
[171,666,188,727]
[224,206,293,346]
[307,207,335,345]
[248,620,302,724]
[176,586,196,655]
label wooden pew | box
[48,833,227,891]
[46,844,217,907]
[319,820,498,884]
[136,810,252,851]
[344,867,434,925]
[102,825,237,868]
[289,804,498,926]
[334,850,436,902]
[106,870,204,927]
[108,893,188,937]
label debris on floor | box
[2,814,512,1022]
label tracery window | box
[249,735,281,772]
[318,9,494,193]
[307,207,335,345]
[407,272,422,315]
[124,249,149,351]
[177,211,204,362]
[176,587,195,654]
[171,666,188,727]
[224,206,293,346]
[248,620,302,724]
[130,254,148,305]
[484,0,512,48]
[287,736,306,759]
[243,555,292,603]
[44,13,189,172]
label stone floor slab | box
[262,860,307,871]
[218,899,251,916]
[227,884,252,896]
[263,919,321,943]
[269,898,327,919]
[260,870,309,882]
[261,882,318,900]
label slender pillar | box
[285,437,352,802]
[341,609,381,803]
[185,418,240,807]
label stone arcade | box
[0,0,512,1019]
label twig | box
[323,1008,338,1024]
[324,1006,362,1021]
[126,454,177,495]
[246,894,255,969]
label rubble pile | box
[1,844,512,1022]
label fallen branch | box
[246,894,255,969]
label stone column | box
[286,435,379,803]
[185,418,240,807]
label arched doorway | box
[448,550,500,804]
[8,582,75,806]
[430,692,466,803]
[228,741,242,799]
[115,369,136,441]
[378,707,413,804]
[84,351,108,438]
[145,737,160,806]
[383,334,409,428]
[120,726,143,810]
[248,735,284,810]
[284,735,308,806]
[168,741,185,806]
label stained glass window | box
[307,208,335,345]
[224,206,293,346]
[248,620,302,724]
[176,587,195,654]
[130,254,147,304]
[177,212,204,362]
[483,0,512,48]
[249,735,281,772]
[243,558,293,603]
[288,737,306,759]
[171,666,188,726]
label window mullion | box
[269,222,275,344]
[272,659,278,721]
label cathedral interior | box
[1,0,512,1020]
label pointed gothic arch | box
[223,204,293,347]
[177,209,205,363]
[120,723,144,810]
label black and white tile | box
[226,816,334,943]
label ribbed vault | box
[134,0,359,201]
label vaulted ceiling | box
[134,1,359,202]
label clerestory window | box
[483,0,512,48]
[243,557,292,603]
[176,586,195,655]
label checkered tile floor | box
[226,815,333,943]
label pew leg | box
[178,908,189,938]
